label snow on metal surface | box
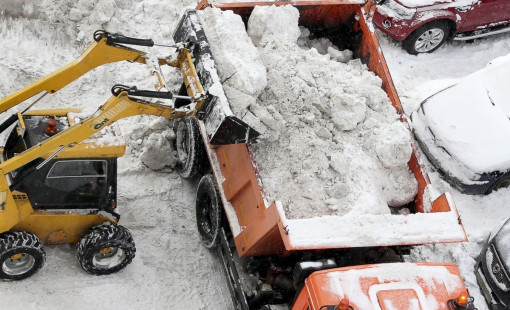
[326,263,464,310]
[279,205,466,248]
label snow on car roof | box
[419,54,510,175]
[396,0,476,8]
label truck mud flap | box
[173,10,261,145]
[217,228,250,310]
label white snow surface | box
[281,205,467,248]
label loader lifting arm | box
[0,87,194,175]
[0,30,208,130]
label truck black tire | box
[175,117,207,179]
[0,231,46,280]
[403,21,451,55]
[196,174,222,249]
[77,223,135,275]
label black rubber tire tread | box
[485,174,510,195]
[77,224,135,275]
[0,231,46,281]
[174,117,207,179]
[403,20,451,55]
[196,174,222,249]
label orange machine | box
[190,0,467,258]
[173,2,472,309]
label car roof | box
[396,0,476,8]
[420,55,510,174]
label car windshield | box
[495,222,510,272]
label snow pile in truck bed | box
[198,5,418,219]
[244,5,417,218]
[197,8,267,116]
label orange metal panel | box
[304,263,469,310]
[214,143,284,256]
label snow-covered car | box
[411,54,510,195]
[477,217,510,310]
[372,0,510,54]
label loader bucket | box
[173,10,261,145]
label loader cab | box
[2,111,125,212]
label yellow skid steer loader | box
[0,10,252,280]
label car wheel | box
[77,223,135,275]
[0,231,46,280]
[174,117,207,179]
[485,174,510,195]
[403,21,451,55]
[196,174,222,249]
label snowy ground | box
[1,1,510,309]
[377,31,510,309]
[0,1,231,309]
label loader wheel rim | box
[92,247,126,270]
[2,253,36,276]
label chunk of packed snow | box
[197,7,267,97]
[247,5,301,47]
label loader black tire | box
[77,223,135,275]
[196,174,222,249]
[0,231,45,281]
[175,117,207,179]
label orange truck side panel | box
[216,144,284,256]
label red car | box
[373,0,510,54]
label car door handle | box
[455,6,471,13]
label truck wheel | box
[403,21,451,55]
[0,231,45,280]
[77,223,135,275]
[196,174,222,249]
[175,117,207,179]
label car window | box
[47,160,106,178]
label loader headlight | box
[377,0,416,21]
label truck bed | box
[185,1,468,256]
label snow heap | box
[197,8,267,117]
[199,5,418,219]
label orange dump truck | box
[172,2,473,309]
